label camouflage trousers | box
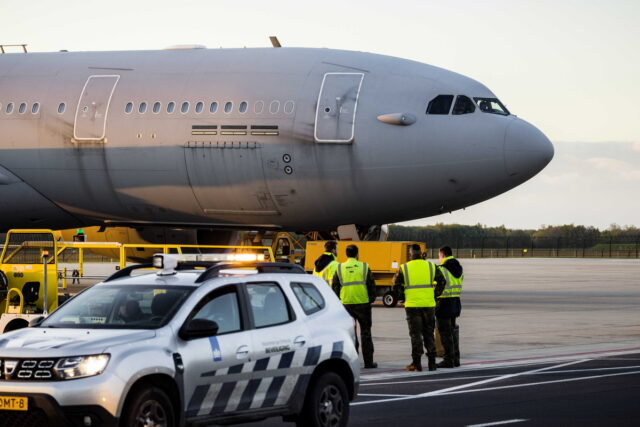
[344,303,374,365]
[405,307,436,360]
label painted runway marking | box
[467,419,528,427]
[438,369,640,396]
[361,374,500,387]
[531,365,640,375]
[353,359,589,406]
[358,393,412,397]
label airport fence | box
[419,235,640,259]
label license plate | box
[0,396,28,411]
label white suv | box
[0,257,359,427]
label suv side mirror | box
[179,318,219,340]
[29,316,46,327]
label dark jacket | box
[332,260,377,304]
[393,256,446,302]
[436,257,463,319]
[314,253,336,274]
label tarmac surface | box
[242,258,640,426]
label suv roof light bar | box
[195,262,305,283]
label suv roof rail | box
[104,261,221,282]
[195,262,306,283]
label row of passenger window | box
[2,102,42,115]
[427,95,510,116]
[124,100,295,116]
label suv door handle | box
[236,345,250,359]
[293,336,306,348]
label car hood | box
[0,328,156,358]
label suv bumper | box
[0,392,117,427]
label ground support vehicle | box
[304,240,427,307]
[0,255,359,427]
[0,229,275,333]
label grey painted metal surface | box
[0,47,554,232]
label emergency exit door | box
[74,75,120,141]
[314,72,364,143]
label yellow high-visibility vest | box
[313,252,337,280]
[438,256,463,298]
[336,258,369,305]
[401,259,436,308]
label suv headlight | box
[54,354,110,380]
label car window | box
[41,285,193,329]
[291,282,325,315]
[246,282,293,328]
[191,286,242,335]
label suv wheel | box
[121,386,174,427]
[297,371,349,427]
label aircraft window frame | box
[452,95,476,115]
[167,101,176,114]
[58,103,66,114]
[209,101,218,113]
[269,100,280,114]
[181,101,190,114]
[473,97,510,116]
[138,102,147,114]
[31,103,40,114]
[125,102,133,114]
[426,95,454,115]
[284,100,295,115]
[254,101,264,114]
[5,103,14,114]
[152,102,161,114]
[239,101,248,113]
[18,103,27,114]
[195,101,204,114]
[224,101,233,114]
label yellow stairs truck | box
[304,240,427,307]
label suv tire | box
[121,386,175,427]
[297,371,349,427]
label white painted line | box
[531,365,640,375]
[467,419,528,427]
[353,359,589,406]
[358,393,412,397]
[361,374,500,387]
[437,369,640,396]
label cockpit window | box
[474,97,510,116]
[452,95,475,115]
[426,95,453,115]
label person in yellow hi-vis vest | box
[436,246,464,368]
[312,241,339,284]
[332,244,378,369]
[394,244,446,372]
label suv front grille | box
[1,358,59,381]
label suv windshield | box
[41,284,195,329]
[474,97,510,116]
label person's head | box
[324,240,337,255]
[439,246,453,262]
[346,244,359,259]
[410,243,422,260]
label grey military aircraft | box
[0,44,553,242]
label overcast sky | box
[1,0,638,229]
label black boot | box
[437,360,455,368]
[454,358,460,367]
[428,356,437,371]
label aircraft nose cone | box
[504,118,554,177]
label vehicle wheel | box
[296,371,349,427]
[121,386,174,427]
[382,291,398,307]
[0,270,8,291]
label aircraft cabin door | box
[314,72,364,143]
[74,75,120,141]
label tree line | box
[388,224,640,249]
